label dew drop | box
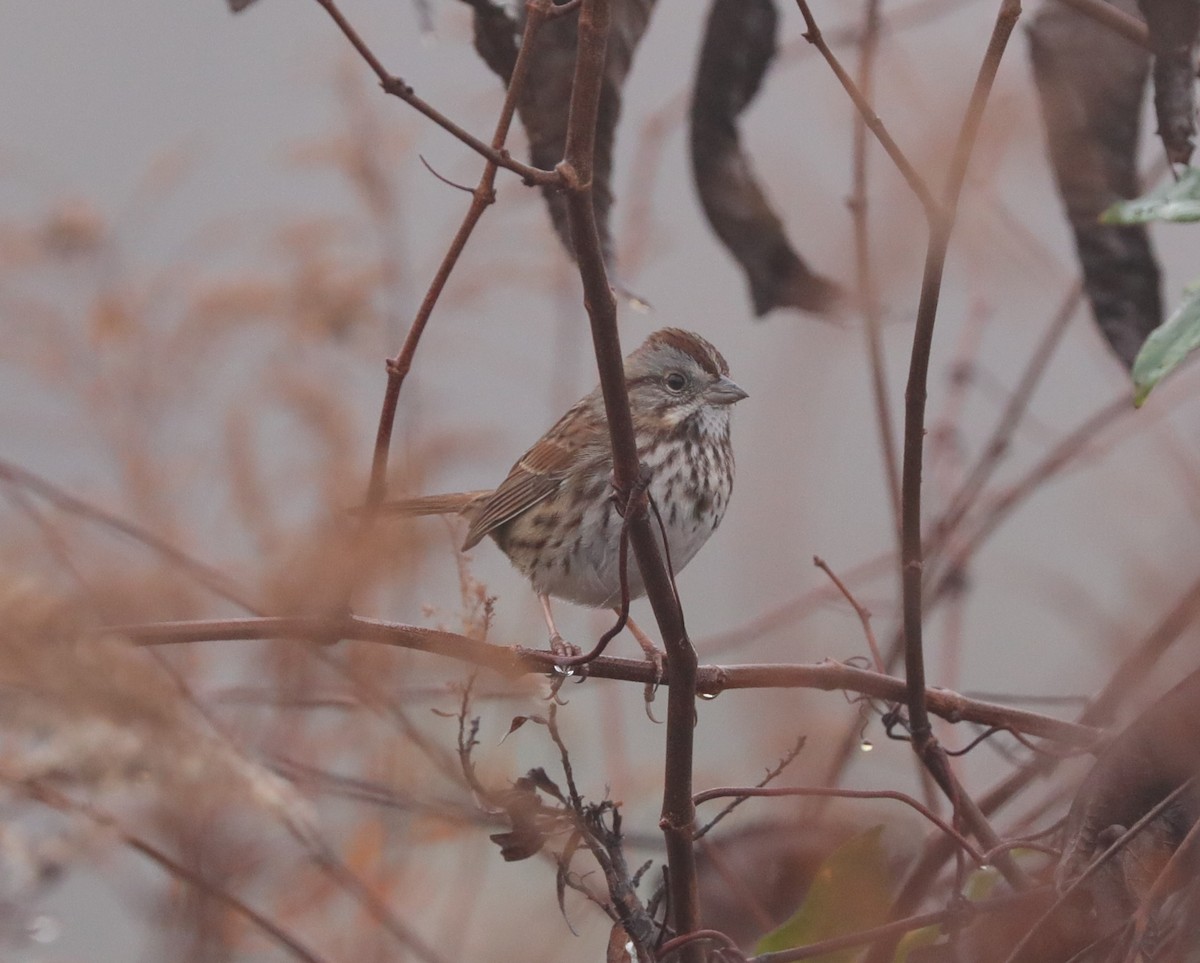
[699,692,718,701]
[859,740,874,752]
[28,915,59,944]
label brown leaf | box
[606,922,633,963]
[468,0,658,270]
[1029,0,1163,367]
[690,0,841,318]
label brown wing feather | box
[461,433,576,549]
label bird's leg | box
[621,613,665,721]
[540,594,580,658]
[623,614,666,675]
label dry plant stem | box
[558,0,702,952]
[311,0,558,187]
[1055,0,1152,48]
[793,0,939,221]
[928,282,1083,556]
[814,555,885,671]
[752,890,1046,963]
[363,1,554,507]
[11,778,330,963]
[868,576,1200,963]
[658,928,746,961]
[851,0,903,544]
[693,786,982,863]
[895,0,1025,888]
[117,616,1102,747]
[0,458,261,614]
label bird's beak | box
[706,376,749,405]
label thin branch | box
[311,0,559,186]
[894,0,1027,889]
[693,786,983,864]
[362,0,556,508]
[1055,0,1151,48]
[12,777,330,963]
[113,615,1102,747]
[557,0,702,952]
[792,0,940,220]
[850,0,903,546]
[814,555,885,672]
[0,457,261,614]
[752,890,1047,963]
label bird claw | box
[548,632,582,660]
[643,683,663,724]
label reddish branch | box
[114,615,1101,748]
[693,786,983,864]
[795,0,1028,888]
[311,0,560,188]
[555,0,704,951]
[357,0,558,508]
[897,0,1026,889]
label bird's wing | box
[461,433,576,549]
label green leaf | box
[1101,166,1200,224]
[754,826,892,960]
[1132,282,1200,406]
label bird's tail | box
[369,491,488,517]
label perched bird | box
[383,328,747,657]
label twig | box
[0,457,261,614]
[557,0,702,952]
[311,0,559,187]
[694,735,807,841]
[113,615,1102,747]
[1055,0,1150,48]
[363,0,556,509]
[892,0,1027,888]
[814,555,885,672]
[752,889,1047,963]
[693,785,983,864]
[1001,780,1196,963]
[850,0,903,546]
[11,777,331,963]
[792,0,940,221]
[658,928,747,961]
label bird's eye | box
[665,372,687,392]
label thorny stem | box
[557,0,702,952]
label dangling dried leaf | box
[1029,0,1163,368]
[489,781,549,861]
[1138,0,1200,165]
[467,0,658,271]
[522,766,566,803]
[606,922,634,963]
[690,0,841,318]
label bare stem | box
[557,0,702,951]
[311,0,559,186]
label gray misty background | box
[2,0,1199,959]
